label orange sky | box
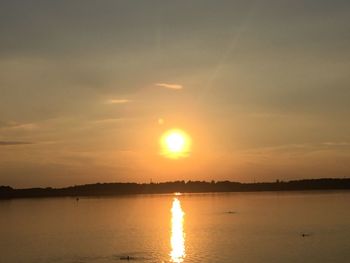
[1,1,350,187]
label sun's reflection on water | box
[170,197,185,263]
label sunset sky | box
[1,1,350,187]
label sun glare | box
[160,129,191,159]
[170,197,185,263]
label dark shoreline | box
[1,178,350,199]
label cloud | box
[0,122,38,130]
[0,141,32,146]
[243,142,350,156]
[10,123,38,130]
[105,99,131,104]
[322,142,350,147]
[92,118,125,125]
[156,83,183,90]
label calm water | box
[1,191,350,263]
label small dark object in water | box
[301,233,311,237]
[120,256,135,261]
[76,197,79,201]
[226,211,236,214]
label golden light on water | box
[160,129,191,159]
[170,197,186,263]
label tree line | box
[1,178,350,199]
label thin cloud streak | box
[105,99,131,104]
[0,141,32,146]
[242,142,350,154]
[156,83,183,90]
[0,122,38,130]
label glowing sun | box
[160,129,191,159]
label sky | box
[1,0,350,187]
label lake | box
[1,191,349,263]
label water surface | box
[1,191,349,263]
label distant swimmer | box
[301,233,311,237]
[226,211,236,214]
[120,256,135,261]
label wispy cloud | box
[92,118,125,124]
[322,142,350,147]
[0,122,38,130]
[10,123,38,130]
[0,141,32,146]
[105,99,131,104]
[243,142,350,155]
[156,83,183,90]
